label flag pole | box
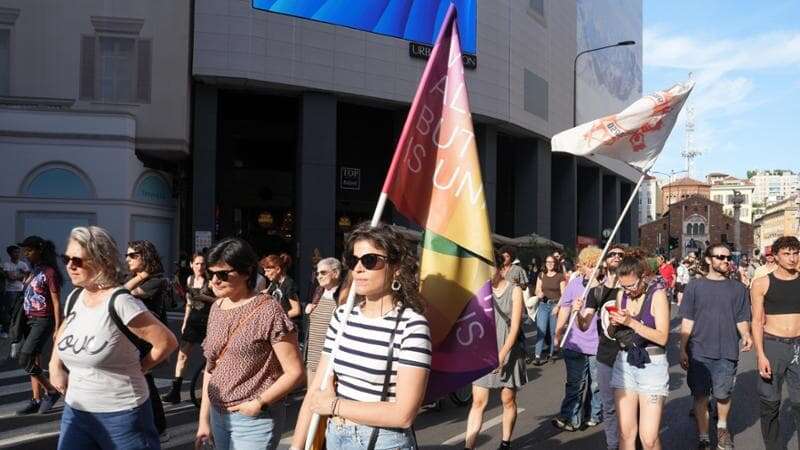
[559,166,650,348]
[304,193,389,449]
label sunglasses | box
[207,269,237,282]
[712,255,732,261]
[317,269,331,277]
[607,251,625,258]
[345,253,389,271]
[61,254,84,268]
[126,252,141,260]
[620,279,641,291]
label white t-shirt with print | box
[2,260,29,292]
[57,289,149,412]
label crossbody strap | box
[367,307,406,450]
[213,295,272,368]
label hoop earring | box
[391,279,401,292]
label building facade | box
[753,196,799,254]
[0,1,191,273]
[707,174,755,224]
[660,177,710,214]
[750,170,800,208]
[640,195,754,259]
[191,0,644,293]
[638,175,660,225]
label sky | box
[643,0,800,181]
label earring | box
[391,279,401,292]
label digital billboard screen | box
[252,0,477,55]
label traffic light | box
[669,237,679,250]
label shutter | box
[79,36,95,99]
[136,39,151,103]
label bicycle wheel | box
[449,384,472,406]
[190,365,205,408]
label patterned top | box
[24,264,59,318]
[202,294,296,409]
[323,305,431,402]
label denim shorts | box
[57,399,159,450]
[687,355,737,400]
[611,350,669,397]
[210,403,286,450]
[326,419,416,450]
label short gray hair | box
[69,226,126,287]
[317,257,342,279]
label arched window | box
[686,223,693,235]
[133,173,172,204]
[24,166,93,198]
[692,223,699,235]
[699,223,705,235]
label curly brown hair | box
[344,222,425,314]
[128,240,164,274]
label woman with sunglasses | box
[531,255,566,366]
[263,253,302,320]
[14,235,63,415]
[49,226,177,449]
[303,257,347,387]
[163,252,216,404]
[195,238,303,450]
[608,255,670,450]
[124,240,170,436]
[290,223,430,450]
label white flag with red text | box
[552,81,694,171]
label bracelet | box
[331,397,340,416]
[334,398,342,416]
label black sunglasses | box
[607,251,625,258]
[712,255,732,261]
[207,269,237,282]
[345,253,389,271]
[61,254,84,268]
[125,252,141,259]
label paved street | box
[0,309,797,449]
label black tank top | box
[764,273,800,315]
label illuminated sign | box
[252,0,477,55]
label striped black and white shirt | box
[322,304,432,402]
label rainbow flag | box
[381,4,497,401]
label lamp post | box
[573,40,636,126]
[652,169,688,256]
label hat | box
[17,235,45,249]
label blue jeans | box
[57,399,160,450]
[326,419,416,450]
[597,361,619,449]
[559,349,602,427]
[210,403,286,450]
[534,302,557,357]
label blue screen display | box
[252,0,477,54]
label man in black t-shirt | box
[571,244,624,450]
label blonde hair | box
[578,246,603,269]
[68,226,126,288]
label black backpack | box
[64,288,152,358]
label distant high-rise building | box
[638,175,661,225]
[750,170,800,209]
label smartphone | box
[606,305,619,314]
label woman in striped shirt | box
[291,222,431,450]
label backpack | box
[64,287,152,358]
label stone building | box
[753,196,799,253]
[707,174,755,223]
[640,194,754,259]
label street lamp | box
[651,169,688,256]
[573,40,636,126]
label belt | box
[330,416,361,427]
[764,332,800,344]
[645,347,666,356]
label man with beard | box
[751,236,800,450]
[679,243,752,449]
[569,244,625,450]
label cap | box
[17,235,45,249]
